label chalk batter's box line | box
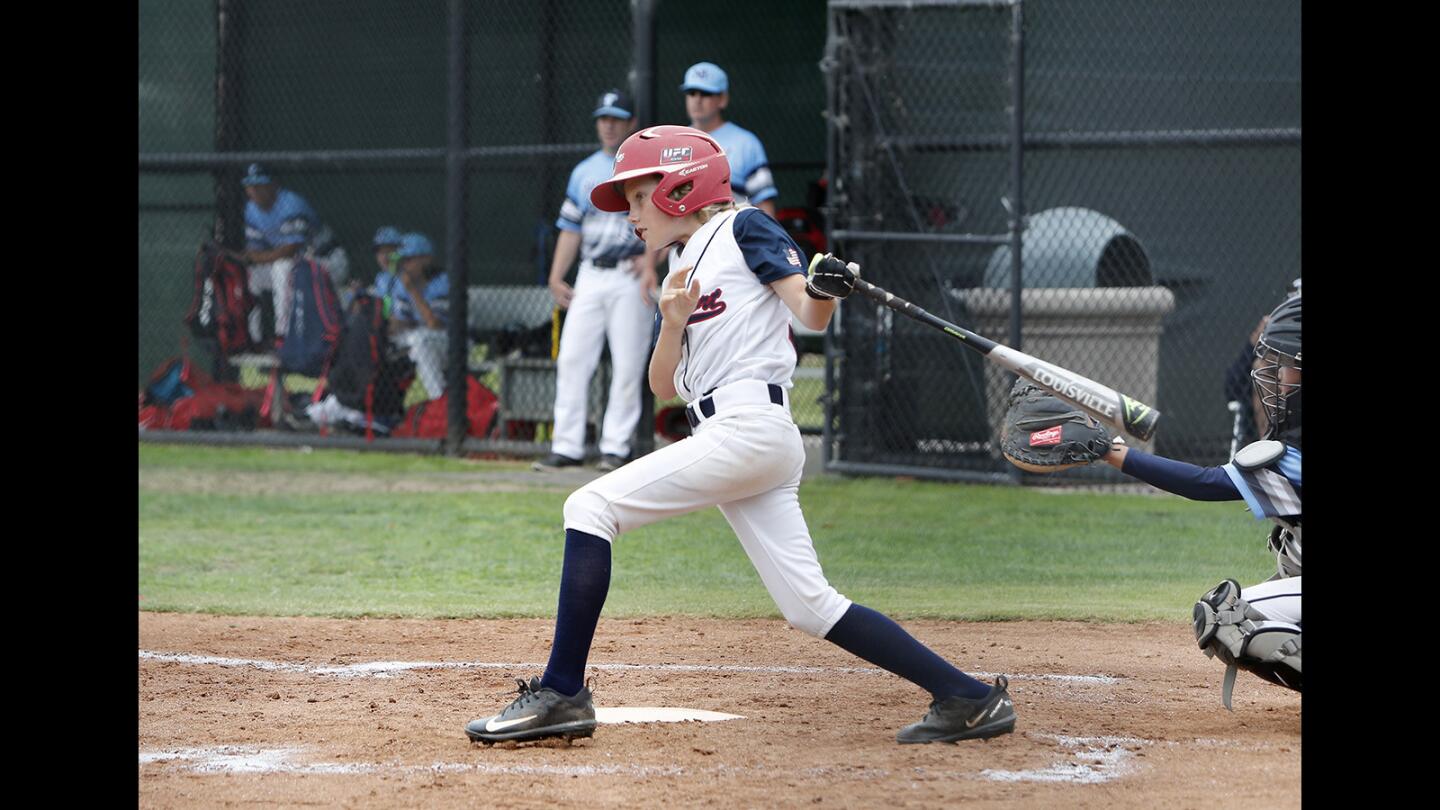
[137,650,1120,685]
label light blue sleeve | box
[556,161,588,232]
[735,130,777,204]
[427,273,451,302]
[244,202,266,251]
[425,274,451,325]
[271,193,312,246]
[1221,446,1302,520]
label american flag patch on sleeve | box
[786,247,802,267]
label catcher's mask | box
[1252,294,1301,442]
[590,125,732,217]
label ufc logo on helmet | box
[661,147,693,164]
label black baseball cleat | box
[896,675,1017,744]
[594,454,628,472]
[465,677,597,744]
[532,453,584,472]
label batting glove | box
[806,253,860,300]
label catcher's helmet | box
[1253,293,1301,443]
[590,125,732,217]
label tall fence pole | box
[630,0,659,459]
[1005,0,1026,483]
[820,3,841,471]
[213,0,243,250]
[1006,0,1025,355]
[444,0,470,455]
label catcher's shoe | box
[896,675,1016,744]
[465,677,596,744]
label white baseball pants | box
[248,258,297,338]
[1239,576,1300,625]
[563,380,853,638]
[551,261,653,460]
[394,327,448,398]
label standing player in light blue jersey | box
[680,62,778,217]
[235,163,350,341]
[467,126,1015,748]
[1102,293,1302,709]
[534,89,657,473]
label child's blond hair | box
[668,181,735,224]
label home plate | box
[596,707,744,724]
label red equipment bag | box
[391,375,499,440]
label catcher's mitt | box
[1001,381,1114,473]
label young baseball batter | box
[466,126,1014,746]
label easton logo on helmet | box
[661,146,693,164]
[678,163,710,177]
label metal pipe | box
[824,460,1017,485]
[139,143,597,172]
[1005,0,1026,484]
[444,0,470,454]
[212,0,243,249]
[830,229,1009,245]
[1007,0,1024,353]
[630,0,659,459]
[875,128,1302,152]
[630,0,658,128]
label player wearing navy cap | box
[680,62,778,217]
[466,126,1015,747]
[533,88,657,473]
[237,163,350,340]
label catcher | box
[1001,294,1301,709]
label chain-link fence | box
[822,0,1300,482]
[141,1,1299,479]
[139,0,828,452]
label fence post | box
[1005,0,1026,483]
[444,0,470,455]
[213,0,243,250]
[630,0,659,459]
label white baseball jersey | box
[563,203,852,639]
[666,206,807,401]
[549,150,651,460]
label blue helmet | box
[397,233,434,259]
[372,226,404,248]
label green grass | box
[138,443,1272,621]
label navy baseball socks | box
[468,535,1016,743]
[824,603,1016,743]
[540,530,611,697]
[465,529,607,744]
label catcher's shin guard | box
[1193,579,1302,710]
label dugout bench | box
[467,285,609,441]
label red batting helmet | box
[590,125,732,217]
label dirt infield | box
[139,612,1299,808]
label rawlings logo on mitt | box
[1001,381,1114,473]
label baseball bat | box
[849,276,1161,442]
